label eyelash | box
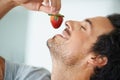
[81,26,86,30]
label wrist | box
[0,0,17,19]
[1,0,17,8]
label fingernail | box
[54,11,59,14]
[51,7,56,12]
[46,2,49,6]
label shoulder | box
[0,56,5,80]
[16,65,51,80]
[5,60,51,80]
[0,56,5,70]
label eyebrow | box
[85,19,92,25]
[85,19,93,29]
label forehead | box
[87,16,114,36]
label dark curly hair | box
[90,14,120,80]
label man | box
[1,1,120,80]
[47,14,120,80]
[0,0,61,80]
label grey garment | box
[4,61,51,80]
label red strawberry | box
[48,14,64,29]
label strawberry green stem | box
[48,14,64,17]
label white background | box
[0,0,120,71]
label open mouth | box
[52,26,71,40]
[61,28,71,40]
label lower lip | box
[54,34,68,40]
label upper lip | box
[62,27,71,39]
[65,28,71,36]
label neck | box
[51,62,94,80]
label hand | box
[13,0,61,14]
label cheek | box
[61,47,86,66]
[69,34,86,53]
[61,40,84,66]
[61,35,90,65]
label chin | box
[47,38,52,49]
[47,38,56,52]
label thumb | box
[39,5,59,14]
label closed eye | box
[81,26,86,30]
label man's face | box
[47,16,114,66]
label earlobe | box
[97,56,108,68]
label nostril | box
[65,21,70,29]
[65,20,73,31]
[65,21,68,26]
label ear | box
[88,55,108,68]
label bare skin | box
[0,0,61,79]
[0,0,61,19]
[0,0,114,80]
[47,16,114,80]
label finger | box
[50,0,57,11]
[43,0,49,6]
[56,0,61,11]
[50,0,61,13]
[40,5,58,14]
[40,5,51,14]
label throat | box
[51,64,93,80]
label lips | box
[52,27,71,40]
[61,28,71,40]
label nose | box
[65,20,74,31]
[65,20,84,31]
